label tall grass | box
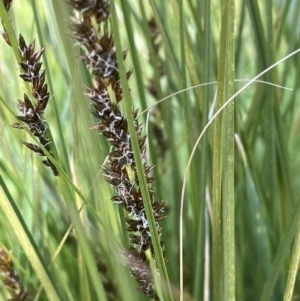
[0,1,300,301]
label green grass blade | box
[212,68,223,301]
[210,0,239,299]
[219,0,235,300]
[191,0,211,297]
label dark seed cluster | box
[68,1,167,299]
[0,248,31,301]
[1,2,58,176]
[12,36,58,176]
[123,247,159,300]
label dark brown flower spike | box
[123,247,159,300]
[12,35,57,175]
[1,2,58,176]
[0,248,32,301]
[68,1,168,299]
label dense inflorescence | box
[12,36,58,176]
[123,247,159,300]
[1,4,58,176]
[0,249,31,301]
[68,0,167,298]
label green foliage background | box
[0,0,300,301]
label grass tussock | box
[0,1,300,301]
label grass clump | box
[0,1,300,301]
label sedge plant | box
[0,1,300,301]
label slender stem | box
[110,1,173,300]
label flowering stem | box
[110,2,173,300]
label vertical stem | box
[222,0,235,299]
[193,0,211,298]
[213,0,235,300]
